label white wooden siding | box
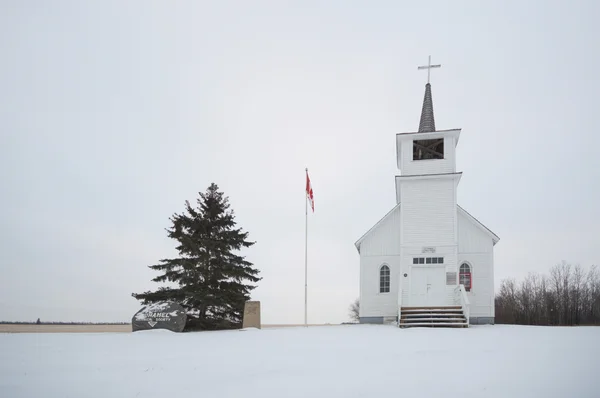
[358,206,497,314]
[458,211,494,253]
[398,136,456,176]
[358,205,402,257]
[359,255,401,318]
[458,253,495,317]
[400,178,457,247]
[456,208,497,317]
[357,127,498,318]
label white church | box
[354,61,499,327]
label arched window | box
[459,263,472,292]
[380,265,390,293]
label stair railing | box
[397,279,403,326]
[455,284,470,325]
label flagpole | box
[304,168,308,327]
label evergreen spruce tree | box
[132,183,260,330]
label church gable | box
[354,203,401,256]
[457,205,500,253]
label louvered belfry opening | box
[413,138,444,160]
[413,82,444,160]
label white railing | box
[397,282,403,326]
[455,284,470,325]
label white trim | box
[399,189,404,244]
[409,158,443,164]
[411,256,445,265]
[396,128,461,146]
[378,264,391,295]
[396,131,402,170]
[454,177,458,245]
[354,202,402,252]
[459,261,473,293]
[395,129,461,172]
[457,205,500,245]
[459,262,472,273]
[396,172,462,182]
[395,173,462,198]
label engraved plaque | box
[132,301,187,332]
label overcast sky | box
[1,0,598,324]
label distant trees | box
[348,298,360,322]
[496,262,600,326]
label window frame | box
[412,138,445,161]
[379,264,391,294]
[413,257,444,265]
[459,262,472,292]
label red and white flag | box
[305,169,314,212]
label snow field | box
[1,324,599,398]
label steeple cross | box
[417,55,441,84]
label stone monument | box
[242,301,261,329]
[132,301,187,332]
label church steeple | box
[418,83,435,133]
[395,57,462,204]
[416,56,441,133]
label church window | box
[379,265,390,293]
[413,257,443,265]
[459,263,472,292]
[413,138,444,161]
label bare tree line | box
[495,262,600,326]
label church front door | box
[410,266,446,307]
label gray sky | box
[1,0,598,324]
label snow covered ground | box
[1,324,598,398]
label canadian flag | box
[306,169,314,212]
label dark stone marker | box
[132,301,187,333]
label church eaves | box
[418,83,435,133]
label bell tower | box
[395,56,462,297]
[395,57,462,204]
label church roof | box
[354,202,500,253]
[354,202,402,252]
[457,205,500,245]
[418,83,436,133]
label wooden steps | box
[402,306,461,311]
[399,306,468,328]
[402,309,462,313]
[400,322,467,327]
